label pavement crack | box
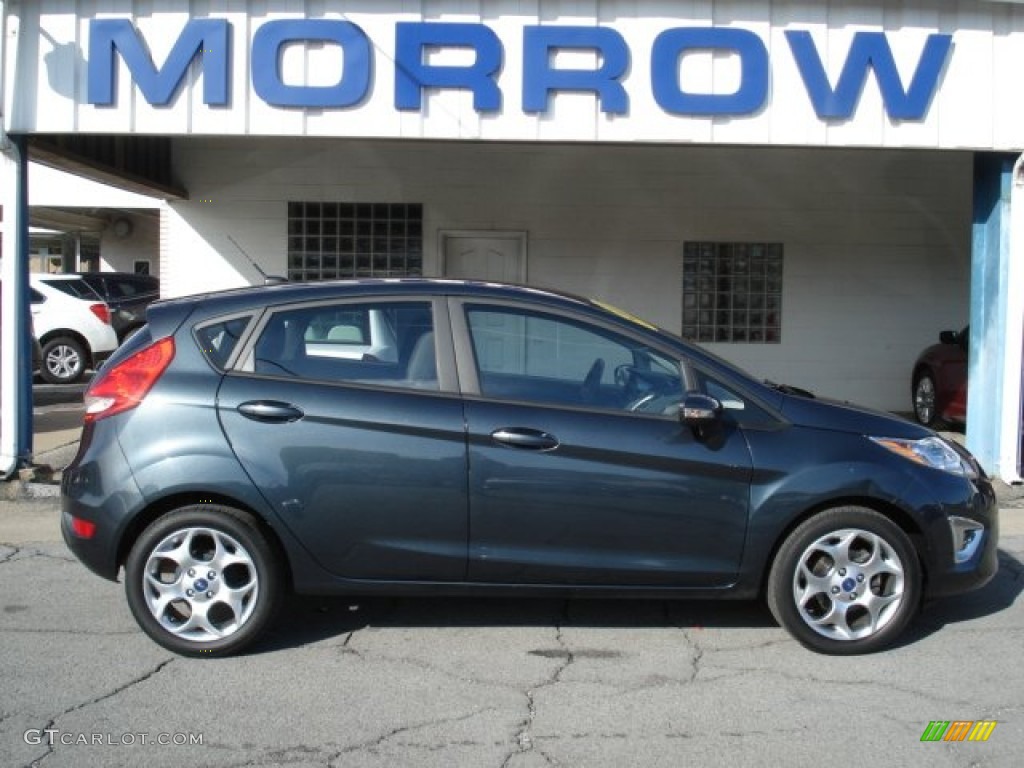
[27,658,175,767]
[681,628,704,683]
[0,544,76,565]
[503,602,575,767]
[0,628,138,637]
[0,543,22,565]
[330,706,497,762]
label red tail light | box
[85,337,175,423]
[70,516,97,539]
[89,303,111,325]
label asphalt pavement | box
[0,498,1022,767]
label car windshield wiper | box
[764,380,816,399]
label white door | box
[441,231,528,372]
[441,231,526,283]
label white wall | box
[165,137,970,412]
[98,213,159,276]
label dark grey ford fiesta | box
[61,279,998,656]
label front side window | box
[251,301,437,390]
[465,305,681,414]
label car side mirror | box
[680,393,722,427]
[939,330,957,345]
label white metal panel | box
[13,1,1023,150]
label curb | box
[2,480,62,500]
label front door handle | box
[238,401,304,423]
[491,428,559,451]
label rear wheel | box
[124,505,282,657]
[767,507,921,654]
[40,336,87,384]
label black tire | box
[767,507,921,654]
[124,505,283,657]
[912,370,939,427]
[40,336,88,384]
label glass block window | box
[287,202,423,281]
[682,242,783,343]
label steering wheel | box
[581,358,605,402]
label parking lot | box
[1,497,1022,767]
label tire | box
[40,336,88,384]
[124,505,283,657]
[912,371,938,427]
[767,507,921,654]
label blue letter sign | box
[522,26,629,114]
[651,28,769,115]
[394,23,503,111]
[251,20,371,108]
[88,18,229,106]
[786,31,952,120]
[86,19,951,124]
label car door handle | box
[237,401,304,423]
[491,428,559,451]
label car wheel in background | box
[912,371,938,427]
[124,505,283,657]
[40,336,87,384]
[767,507,921,655]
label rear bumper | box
[60,423,144,581]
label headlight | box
[869,436,977,478]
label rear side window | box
[41,278,102,301]
[251,301,437,390]
[108,277,158,298]
[196,316,252,370]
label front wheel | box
[767,507,921,654]
[124,505,283,657]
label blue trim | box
[967,152,1016,474]
[10,135,33,461]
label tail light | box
[89,303,112,325]
[85,337,175,423]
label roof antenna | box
[227,235,288,285]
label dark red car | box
[912,327,967,426]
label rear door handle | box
[238,401,304,423]
[491,428,559,451]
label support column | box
[967,152,1023,483]
[0,133,34,476]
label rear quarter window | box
[196,316,252,370]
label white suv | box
[30,274,119,384]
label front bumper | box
[922,475,999,598]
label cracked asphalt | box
[1,499,1023,767]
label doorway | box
[440,231,527,283]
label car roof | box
[158,278,595,316]
[32,273,88,281]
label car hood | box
[779,393,931,439]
